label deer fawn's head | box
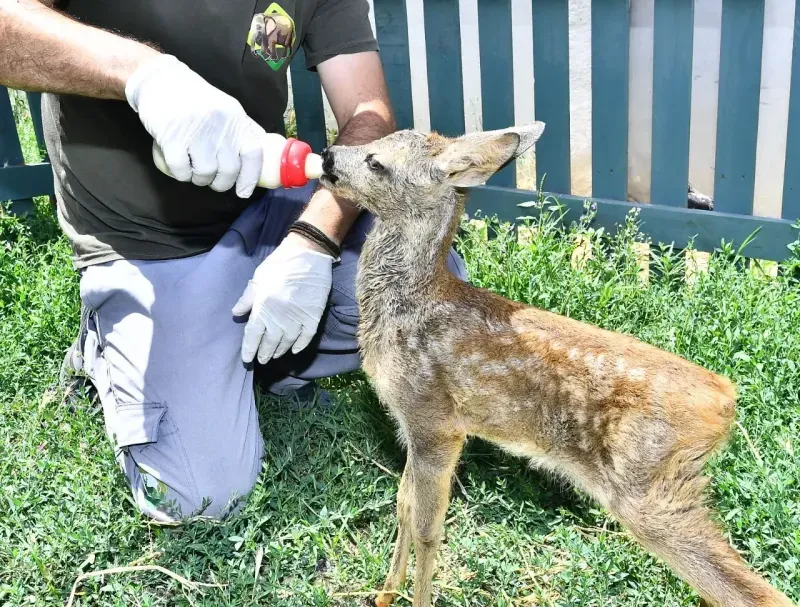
[320,122,546,219]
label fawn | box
[319,123,794,607]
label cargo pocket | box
[112,402,176,449]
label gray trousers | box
[79,183,467,521]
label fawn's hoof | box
[373,592,395,607]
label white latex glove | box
[125,54,266,198]
[233,237,334,363]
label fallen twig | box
[371,457,399,478]
[65,565,225,607]
[574,525,624,536]
[346,439,400,478]
[454,475,470,501]
[735,420,764,467]
[252,545,264,602]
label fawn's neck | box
[356,189,465,335]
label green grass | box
[1,198,799,606]
[1,99,799,606]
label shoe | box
[58,304,97,409]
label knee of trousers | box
[118,435,264,522]
[90,355,264,522]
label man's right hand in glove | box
[125,55,266,198]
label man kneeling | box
[0,0,466,520]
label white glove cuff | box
[124,54,182,112]
[302,249,338,263]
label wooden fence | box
[0,90,48,217]
[2,0,800,261]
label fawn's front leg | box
[406,434,465,607]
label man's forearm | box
[0,0,159,98]
[297,108,396,247]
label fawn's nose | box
[321,148,335,174]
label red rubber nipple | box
[280,138,313,188]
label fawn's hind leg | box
[613,485,794,607]
[375,468,413,607]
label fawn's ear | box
[436,122,545,187]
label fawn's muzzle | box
[317,148,338,187]
[320,148,340,185]
[321,148,335,173]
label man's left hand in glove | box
[233,232,334,364]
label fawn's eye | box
[365,154,385,173]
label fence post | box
[0,87,34,215]
[478,0,515,188]
[289,49,328,152]
[424,0,466,137]
[782,5,800,221]
[591,0,630,201]
[532,0,572,195]
[375,0,415,130]
[25,92,47,162]
[651,0,694,208]
[714,0,764,215]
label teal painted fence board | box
[1,87,35,213]
[591,0,630,200]
[424,0,466,136]
[467,185,797,262]
[0,164,55,201]
[0,87,24,167]
[651,0,694,208]
[25,92,46,161]
[714,0,764,215]
[375,0,414,130]
[531,0,571,194]
[289,50,328,152]
[783,6,800,221]
[478,0,516,187]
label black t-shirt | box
[43,0,378,268]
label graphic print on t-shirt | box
[247,3,296,71]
